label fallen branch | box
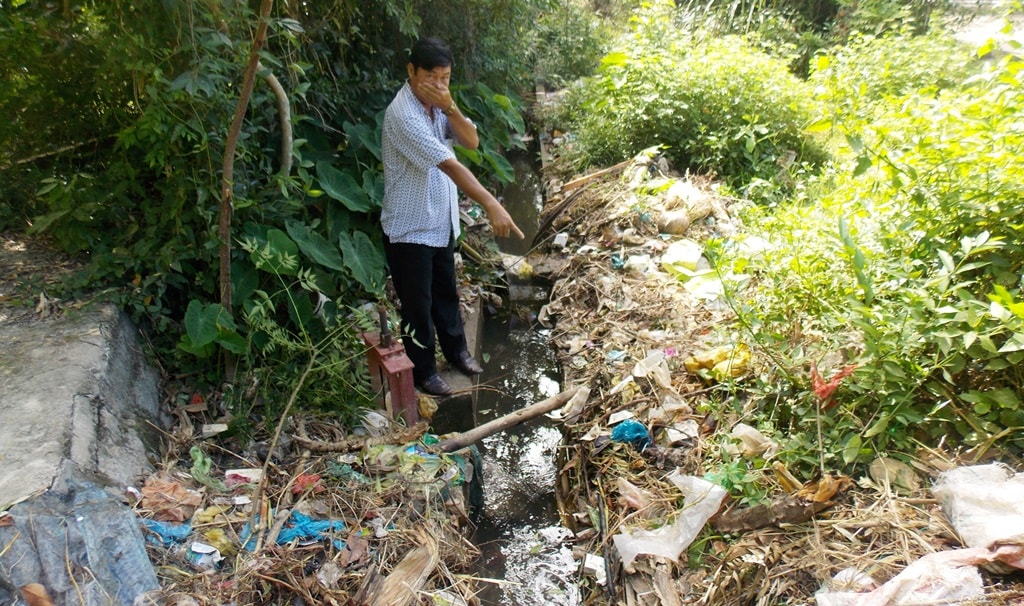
[251,345,313,554]
[561,158,631,192]
[2,137,106,170]
[291,421,429,453]
[437,386,581,452]
[712,495,832,534]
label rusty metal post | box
[363,308,419,424]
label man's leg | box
[431,235,469,364]
[383,238,439,384]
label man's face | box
[407,64,451,99]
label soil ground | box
[0,231,84,325]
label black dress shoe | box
[417,374,453,396]
[454,350,483,375]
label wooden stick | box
[2,137,106,170]
[533,187,585,247]
[437,386,581,452]
[561,158,631,192]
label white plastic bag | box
[612,471,726,573]
[814,463,1024,606]
[932,463,1024,549]
[814,547,1018,606]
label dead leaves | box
[336,531,370,569]
[140,475,203,522]
[712,474,854,534]
[20,584,55,606]
[795,474,854,504]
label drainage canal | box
[466,150,581,605]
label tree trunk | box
[219,0,275,317]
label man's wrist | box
[443,101,457,116]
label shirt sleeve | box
[385,101,454,171]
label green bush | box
[532,0,611,89]
[3,0,538,421]
[674,0,838,76]
[834,0,953,36]
[808,27,975,128]
[410,0,557,93]
[715,51,1024,470]
[559,1,828,189]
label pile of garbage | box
[131,411,487,606]
[523,146,1024,604]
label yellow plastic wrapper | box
[683,343,751,380]
[194,505,232,525]
[202,528,237,556]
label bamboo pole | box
[560,158,631,192]
[437,386,581,452]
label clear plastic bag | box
[612,471,726,573]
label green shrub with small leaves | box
[559,1,828,190]
[712,44,1024,471]
[807,27,975,131]
[531,0,611,89]
[835,0,953,36]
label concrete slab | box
[0,303,168,508]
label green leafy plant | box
[531,0,611,89]
[710,43,1024,475]
[179,300,246,358]
[834,0,953,36]
[558,0,828,191]
[456,82,529,182]
[705,454,770,507]
[5,0,543,404]
[807,27,974,132]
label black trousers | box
[383,234,468,384]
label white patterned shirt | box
[381,82,460,246]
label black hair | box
[408,37,453,71]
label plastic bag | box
[814,463,1024,606]
[814,546,1024,606]
[728,423,777,459]
[932,463,1024,550]
[610,419,651,451]
[612,471,726,573]
[0,478,160,605]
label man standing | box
[381,37,524,397]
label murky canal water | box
[469,150,581,605]
[470,317,579,605]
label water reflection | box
[494,151,544,256]
[465,145,577,605]
[490,525,580,605]
[472,319,579,606]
